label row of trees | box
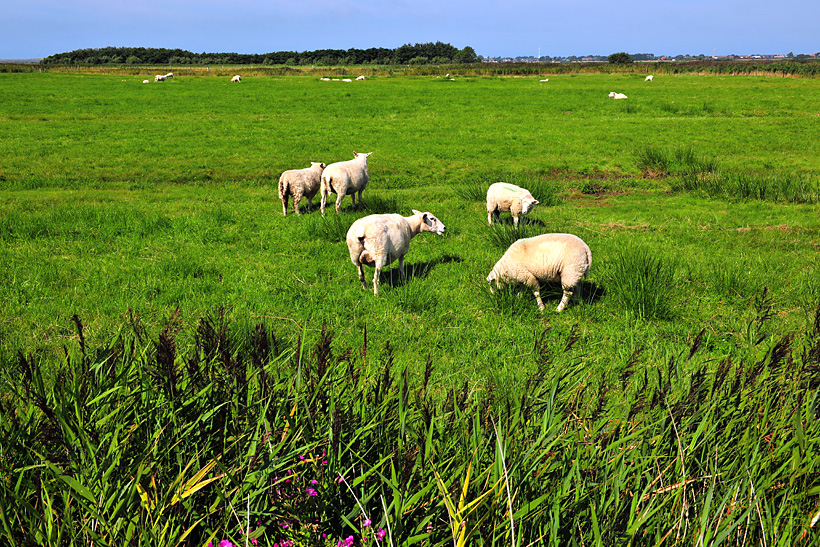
[40,43,480,66]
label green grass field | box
[1,71,820,546]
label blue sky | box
[2,0,818,60]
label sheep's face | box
[311,162,326,170]
[422,212,446,235]
[521,195,539,214]
[353,151,373,160]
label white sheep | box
[321,77,331,81]
[320,151,372,216]
[356,75,365,81]
[645,75,654,81]
[487,233,591,312]
[142,79,150,84]
[278,162,326,216]
[486,182,539,228]
[154,75,166,82]
[165,72,174,79]
[540,78,549,82]
[231,75,241,82]
[608,91,628,99]
[342,78,353,82]
[346,210,446,295]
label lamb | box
[645,75,654,81]
[320,151,372,216]
[487,233,591,313]
[486,182,539,228]
[278,162,326,216]
[346,209,446,295]
[608,92,628,99]
[231,75,241,82]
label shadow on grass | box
[379,254,463,289]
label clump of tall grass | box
[605,246,677,320]
[674,169,820,203]
[636,144,718,178]
[485,222,541,250]
[362,194,401,214]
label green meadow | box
[1,71,820,546]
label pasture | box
[1,71,820,546]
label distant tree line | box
[40,43,480,66]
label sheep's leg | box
[304,196,313,212]
[372,266,381,295]
[556,289,573,313]
[320,191,328,217]
[281,195,289,216]
[513,214,519,228]
[358,188,364,209]
[520,273,545,312]
[356,262,367,290]
[398,256,406,280]
[293,192,302,215]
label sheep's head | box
[412,209,446,235]
[521,194,539,214]
[311,162,326,170]
[353,151,373,161]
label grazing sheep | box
[486,182,539,227]
[356,75,365,81]
[142,79,150,84]
[320,151,372,216]
[645,75,654,81]
[321,77,331,81]
[608,91,628,99]
[540,78,549,82]
[278,162,326,216]
[342,78,353,82]
[165,72,174,79]
[346,209,446,295]
[487,233,591,312]
[231,75,241,82]
[154,75,166,82]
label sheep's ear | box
[412,209,422,215]
[533,199,539,204]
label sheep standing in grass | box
[486,182,539,227]
[231,75,241,82]
[278,162,326,215]
[608,91,628,99]
[320,151,372,216]
[645,75,654,81]
[154,74,166,82]
[346,209,446,295]
[487,233,591,312]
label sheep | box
[320,151,372,216]
[540,78,549,82]
[231,75,241,82]
[278,162,326,216]
[487,233,591,312]
[142,79,150,84]
[356,75,365,81]
[608,91,628,99]
[486,182,539,228]
[154,75,166,82]
[342,78,353,82]
[346,209,446,295]
[321,77,331,81]
[645,75,654,81]
[165,72,174,79]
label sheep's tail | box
[277,174,287,200]
[584,244,593,277]
[320,174,331,196]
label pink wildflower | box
[376,528,387,541]
[220,541,234,547]
[363,518,372,527]
[306,487,318,497]
[310,479,319,485]
[251,539,258,546]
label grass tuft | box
[605,246,677,320]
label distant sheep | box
[487,233,592,312]
[165,72,174,79]
[356,75,365,81]
[142,79,150,84]
[540,78,549,82]
[346,210,446,295]
[154,75,166,82]
[320,151,372,216]
[278,162,326,216]
[486,182,539,228]
[342,78,353,82]
[608,92,628,99]
[645,75,654,81]
[321,77,331,81]
[231,75,241,82]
